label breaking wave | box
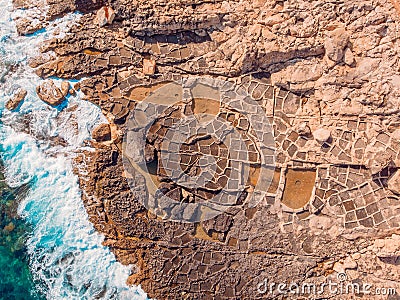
[0,0,148,299]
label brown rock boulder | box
[6,88,27,110]
[313,127,331,143]
[96,6,115,27]
[60,81,70,98]
[15,18,43,36]
[36,80,68,106]
[324,27,349,63]
[92,123,111,142]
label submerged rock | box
[6,88,27,110]
[3,222,15,233]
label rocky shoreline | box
[11,0,400,298]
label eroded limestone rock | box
[15,17,43,35]
[271,61,324,92]
[324,27,350,63]
[343,47,355,66]
[23,0,400,298]
[296,122,312,137]
[367,150,394,175]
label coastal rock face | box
[24,0,400,298]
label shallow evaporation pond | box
[192,98,220,116]
[281,169,316,210]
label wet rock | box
[143,59,156,75]
[6,88,27,110]
[75,0,106,13]
[36,80,67,106]
[15,17,43,36]
[3,222,15,233]
[313,127,331,143]
[46,0,75,21]
[73,82,81,91]
[61,81,70,98]
[96,6,115,27]
[92,123,111,142]
[28,52,56,68]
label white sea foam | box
[0,1,148,299]
[1,127,147,299]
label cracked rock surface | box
[16,0,400,298]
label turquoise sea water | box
[0,161,43,299]
[0,1,148,299]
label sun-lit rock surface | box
[14,0,400,298]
